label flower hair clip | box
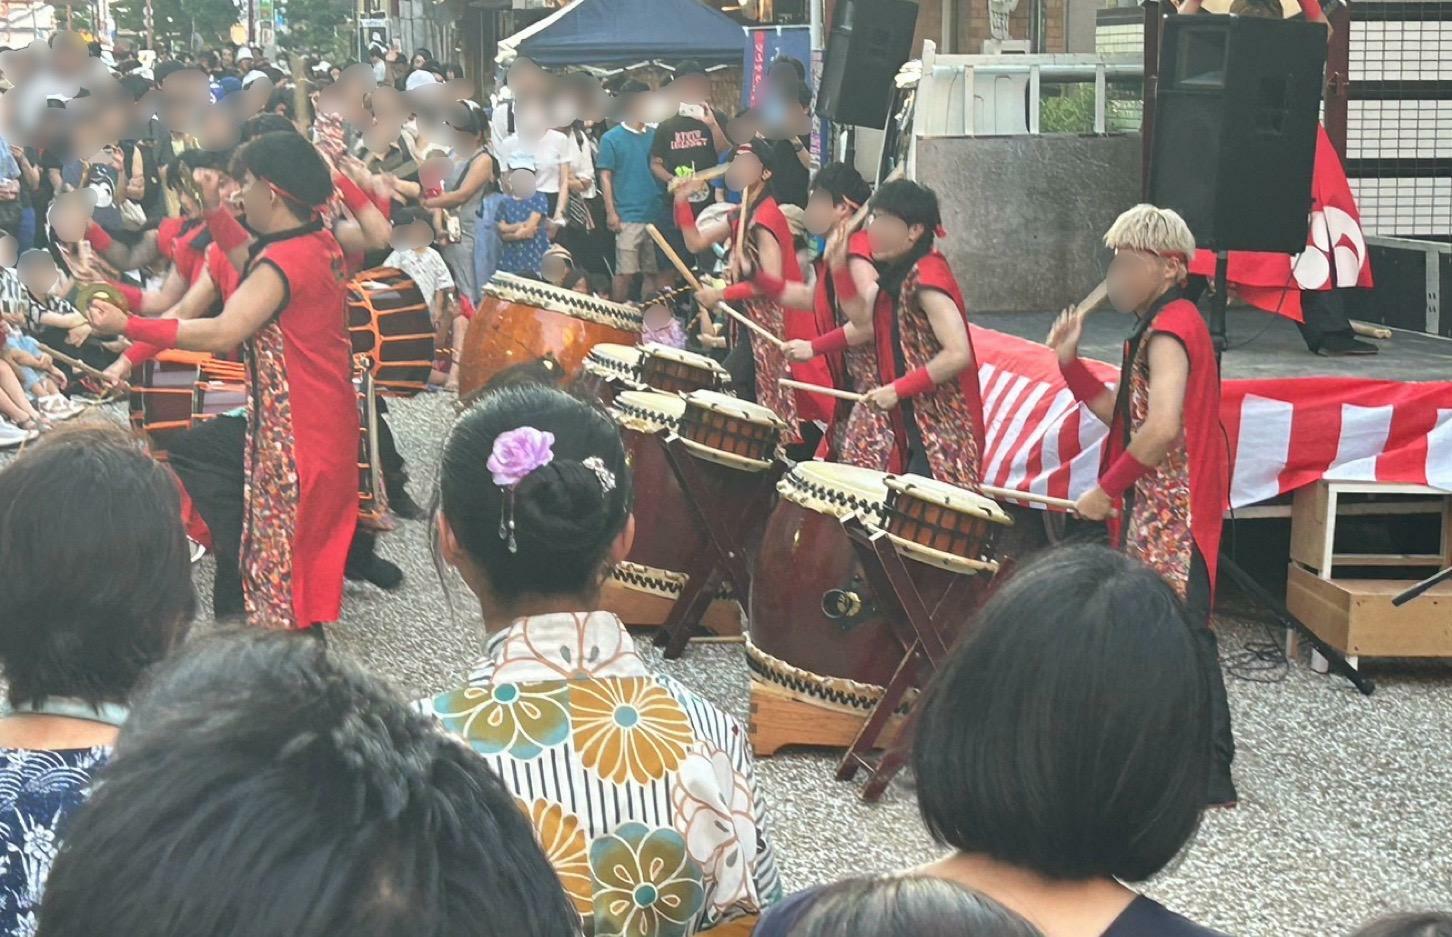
[487,426,555,553]
[582,456,616,494]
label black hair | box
[870,178,941,241]
[784,877,1042,937]
[769,55,807,83]
[0,424,194,709]
[617,79,650,96]
[810,161,871,209]
[1351,914,1452,937]
[232,131,333,211]
[444,99,485,138]
[912,544,1211,883]
[788,79,812,109]
[167,147,233,193]
[738,136,776,173]
[561,268,590,292]
[390,204,434,233]
[119,73,153,101]
[34,631,579,937]
[242,111,296,141]
[440,383,632,603]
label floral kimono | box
[424,611,782,936]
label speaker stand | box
[1210,250,1229,360]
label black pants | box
[374,396,408,503]
[1187,546,1238,803]
[1297,288,1355,351]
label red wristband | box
[1060,357,1110,405]
[892,367,936,399]
[124,316,180,347]
[123,342,161,365]
[334,172,372,216]
[1098,450,1153,499]
[108,281,144,312]
[86,222,114,252]
[831,263,859,303]
[754,270,786,300]
[722,281,757,303]
[673,198,698,233]
[205,207,250,254]
[810,327,850,356]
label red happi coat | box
[239,225,359,628]
[867,251,985,487]
[816,231,894,467]
[1105,296,1228,597]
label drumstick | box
[978,484,1079,513]
[778,377,865,403]
[1351,320,1392,340]
[666,162,730,194]
[35,342,129,391]
[845,163,907,232]
[1074,279,1109,320]
[644,223,785,349]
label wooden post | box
[1140,0,1161,202]
[1324,2,1352,159]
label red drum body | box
[346,267,436,396]
[602,391,741,635]
[678,390,785,473]
[638,343,726,396]
[459,273,641,400]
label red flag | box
[1188,125,1373,322]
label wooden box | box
[1286,563,1452,659]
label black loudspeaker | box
[1148,15,1327,253]
[816,0,919,129]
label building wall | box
[913,0,1068,54]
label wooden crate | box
[1289,481,1451,578]
[1286,564,1452,659]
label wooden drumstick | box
[35,342,129,392]
[1074,279,1109,320]
[978,484,1079,514]
[643,223,785,350]
[1351,320,1392,340]
[844,163,907,232]
[779,377,866,403]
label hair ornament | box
[487,426,555,553]
[582,456,616,494]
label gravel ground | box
[19,395,1452,936]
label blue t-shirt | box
[497,193,551,276]
[596,124,664,224]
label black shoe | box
[1316,333,1379,357]
[390,489,429,521]
[346,554,405,590]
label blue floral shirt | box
[0,747,108,937]
[423,611,782,937]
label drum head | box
[779,461,889,520]
[686,389,786,429]
[485,272,643,332]
[641,342,727,374]
[611,390,687,435]
[588,343,643,368]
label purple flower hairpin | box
[488,426,555,553]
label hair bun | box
[512,459,613,552]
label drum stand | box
[653,434,782,659]
[835,516,983,802]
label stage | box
[966,307,1452,509]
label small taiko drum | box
[881,474,1013,575]
[129,351,246,453]
[578,343,644,406]
[678,389,786,473]
[602,390,741,634]
[459,273,641,401]
[638,343,726,396]
[346,267,436,396]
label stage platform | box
[974,307,1452,383]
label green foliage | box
[279,0,352,60]
[112,0,240,45]
[1040,83,1095,134]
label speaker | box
[816,0,919,129]
[1148,15,1327,253]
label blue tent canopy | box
[502,0,747,67]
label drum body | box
[602,391,740,634]
[346,267,436,396]
[882,474,1013,575]
[679,390,784,472]
[130,352,246,453]
[459,274,641,400]
[355,371,388,523]
[639,343,726,395]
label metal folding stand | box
[834,516,984,801]
[653,433,782,659]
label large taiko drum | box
[345,267,436,396]
[745,466,1014,756]
[459,273,641,400]
[129,351,247,453]
[601,390,741,635]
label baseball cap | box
[671,60,707,81]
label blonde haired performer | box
[1047,203,1236,807]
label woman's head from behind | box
[0,423,194,709]
[788,876,1041,937]
[913,543,1210,883]
[34,631,578,937]
[438,384,633,620]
